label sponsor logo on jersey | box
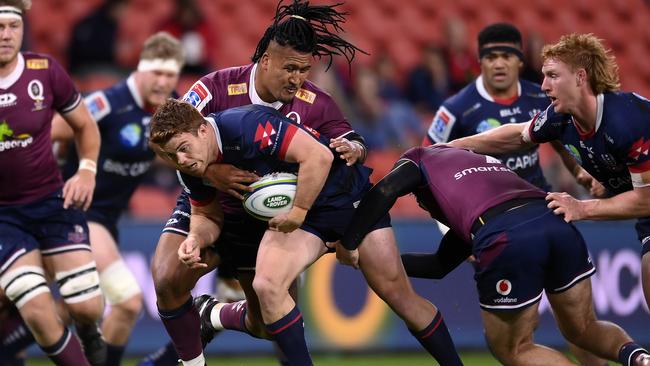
[103,158,152,177]
[628,137,650,161]
[0,121,33,152]
[499,106,521,118]
[183,81,212,112]
[227,83,247,95]
[295,88,316,104]
[476,118,501,133]
[505,151,539,171]
[564,144,582,165]
[120,123,142,147]
[254,121,277,149]
[496,279,512,296]
[453,165,512,180]
[0,93,17,108]
[532,109,547,132]
[26,58,49,69]
[85,92,111,121]
[428,106,456,142]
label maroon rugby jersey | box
[401,145,546,242]
[0,53,81,205]
[182,63,355,212]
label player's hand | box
[574,167,607,198]
[178,235,207,269]
[268,207,307,233]
[334,241,360,269]
[546,192,586,222]
[62,169,95,210]
[204,164,260,200]
[329,138,364,166]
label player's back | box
[402,145,545,242]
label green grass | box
[25,351,500,365]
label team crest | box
[254,121,277,149]
[26,58,49,69]
[295,89,316,104]
[496,279,512,296]
[67,225,88,243]
[182,81,212,112]
[227,83,247,95]
[27,80,45,111]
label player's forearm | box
[448,123,531,154]
[582,189,650,220]
[73,117,100,163]
[188,213,221,249]
[292,149,333,211]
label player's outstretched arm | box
[401,230,472,280]
[448,122,534,154]
[548,185,650,222]
[269,129,334,233]
[60,102,100,210]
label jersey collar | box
[249,63,283,110]
[126,74,145,109]
[475,75,521,104]
[573,93,603,140]
[0,53,24,89]
[205,116,223,162]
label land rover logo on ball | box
[264,195,291,209]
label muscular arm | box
[401,230,472,279]
[268,129,334,231]
[448,123,535,154]
[62,102,100,164]
[189,199,224,249]
[341,160,423,250]
[579,185,650,220]
[51,113,75,141]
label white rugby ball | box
[243,172,297,221]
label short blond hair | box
[140,32,184,67]
[542,33,620,94]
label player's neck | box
[570,93,598,132]
[0,55,19,78]
[484,80,518,104]
[253,70,276,103]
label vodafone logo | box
[496,279,512,296]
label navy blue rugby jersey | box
[425,76,550,189]
[63,75,168,214]
[179,104,372,214]
[527,92,650,195]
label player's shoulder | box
[443,82,476,110]
[22,51,56,69]
[604,92,650,134]
[294,79,331,106]
[209,64,252,92]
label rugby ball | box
[243,172,297,221]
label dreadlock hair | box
[251,0,366,69]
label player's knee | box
[100,260,142,308]
[0,265,50,309]
[252,275,282,302]
[55,262,103,322]
[112,293,143,322]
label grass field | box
[25,352,501,365]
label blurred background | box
[22,0,650,362]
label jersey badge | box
[254,121,277,149]
[183,80,212,112]
[227,83,247,96]
[428,106,456,142]
[295,88,316,104]
[85,92,111,121]
[628,137,650,161]
[26,58,49,69]
[27,80,45,111]
[476,118,501,133]
[120,123,142,148]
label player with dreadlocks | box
[140,2,409,366]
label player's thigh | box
[546,279,597,339]
[88,222,121,272]
[358,228,410,287]
[481,304,539,353]
[255,229,327,289]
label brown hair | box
[150,99,205,145]
[541,33,620,94]
[0,0,30,12]
[140,31,184,67]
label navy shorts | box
[634,216,650,256]
[85,207,120,243]
[472,200,595,311]
[0,191,90,276]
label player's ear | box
[576,68,587,86]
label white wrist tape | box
[79,158,97,174]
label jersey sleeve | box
[83,91,111,123]
[526,105,563,143]
[176,171,217,206]
[182,76,215,115]
[309,92,354,140]
[626,137,650,188]
[49,56,82,113]
[425,104,459,144]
